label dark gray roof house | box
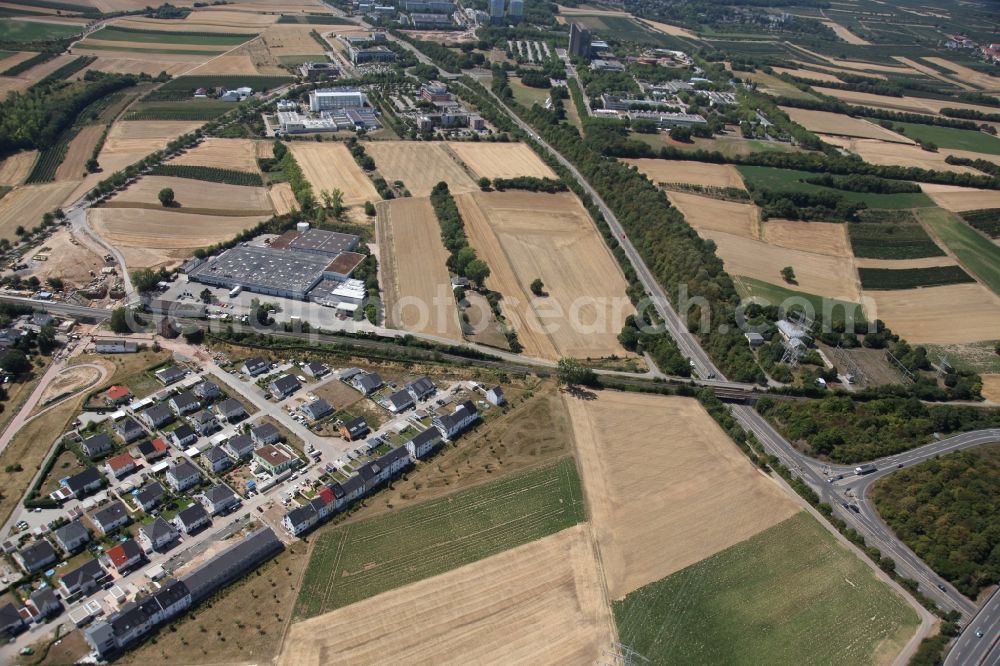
[80,433,113,458]
[0,602,24,638]
[136,480,165,511]
[302,398,333,421]
[64,467,104,498]
[16,539,57,573]
[175,503,209,534]
[155,366,186,385]
[341,416,369,441]
[115,417,145,443]
[166,460,201,492]
[169,391,200,415]
[91,501,130,535]
[57,558,106,598]
[28,586,62,620]
[303,361,328,378]
[385,389,414,413]
[172,423,198,447]
[193,380,221,400]
[251,422,280,445]
[222,433,255,460]
[202,446,232,472]
[140,404,174,429]
[181,527,283,603]
[351,371,383,395]
[268,374,301,398]
[53,520,91,554]
[216,398,247,422]
[242,357,269,377]
[406,377,436,401]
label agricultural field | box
[87,27,257,47]
[125,100,235,121]
[456,190,635,361]
[847,213,946,259]
[812,87,1000,117]
[115,12,278,32]
[887,122,1000,155]
[666,191,758,238]
[293,457,585,619]
[821,135,986,175]
[289,142,379,206]
[54,124,104,181]
[614,513,919,666]
[70,55,198,78]
[742,71,816,101]
[376,197,465,343]
[759,219,850,256]
[0,150,37,186]
[510,78,550,108]
[279,525,615,666]
[736,165,934,209]
[169,137,262,173]
[625,159,746,189]
[630,132,801,158]
[865,282,1000,344]
[960,208,1000,238]
[446,142,556,181]
[261,24,327,59]
[147,164,263,186]
[858,265,974,290]
[920,184,1000,213]
[566,392,799,600]
[103,175,273,214]
[364,141,476,197]
[555,10,689,48]
[922,57,1000,93]
[94,120,203,175]
[268,182,296,215]
[0,181,79,242]
[0,18,81,42]
[919,207,1000,296]
[733,276,866,322]
[771,66,843,84]
[780,107,909,142]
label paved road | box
[945,588,1000,666]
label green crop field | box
[126,101,234,121]
[277,14,352,24]
[149,164,263,186]
[960,208,1000,238]
[293,457,585,620]
[0,19,81,43]
[858,265,974,290]
[736,165,934,209]
[614,513,919,666]
[88,27,256,47]
[847,218,946,259]
[733,276,867,324]
[888,122,1000,156]
[920,207,1000,296]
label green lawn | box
[277,54,328,66]
[89,27,255,46]
[614,513,919,665]
[511,78,550,108]
[919,207,1000,296]
[0,19,81,43]
[733,275,867,324]
[888,121,1000,156]
[293,457,585,619]
[737,165,934,209]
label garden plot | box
[820,136,983,175]
[626,159,746,189]
[279,525,615,666]
[780,107,911,142]
[445,142,556,180]
[365,141,476,197]
[919,184,1000,213]
[865,282,1000,344]
[170,138,261,173]
[456,191,635,361]
[103,175,273,214]
[666,191,757,238]
[565,392,800,601]
[0,151,37,186]
[376,197,465,343]
[289,142,379,206]
[0,181,80,242]
[95,120,203,175]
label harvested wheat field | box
[75,56,194,77]
[366,141,476,197]
[171,138,260,173]
[819,19,870,45]
[377,197,464,342]
[923,57,1000,93]
[55,125,105,181]
[456,191,634,360]
[289,142,379,206]
[626,159,745,189]
[813,87,1000,118]
[919,184,1000,212]
[278,525,616,666]
[710,231,860,300]
[666,191,758,238]
[772,66,842,83]
[0,151,37,186]
[855,255,957,270]
[262,25,326,57]
[566,392,799,600]
[105,175,273,214]
[268,183,296,215]
[786,47,919,76]
[116,11,276,32]
[781,107,910,142]
[0,76,31,97]
[821,136,981,175]
[90,207,267,269]
[981,375,1000,403]
[0,181,80,242]
[865,283,1000,344]
[0,51,37,72]
[446,142,556,180]
[791,60,887,80]
[185,53,261,75]
[762,219,851,257]
[97,120,202,175]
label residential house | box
[57,558,107,600]
[253,444,297,475]
[0,603,24,639]
[406,377,436,402]
[53,520,91,554]
[433,400,478,439]
[154,366,186,385]
[222,433,255,460]
[745,331,765,348]
[268,374,301,399]
[485,386,506,406]
[114,417,145,444]
[301,398,333,421]
[202,446,232,474]
[91,501,131,536]
[282,503,319,536]
[169,391,200,416]
[139,518,178,553]
[251,422,280,446]
[15,539,57,574]
[64,467,104,499]
[166,460,201,492]
[201,484,239,516]
[242,357,269,377]
[188,409,219,436]
[105,385,133,406]
[339,416,369,441]
[140,404,174,430]
[80,432,113,458]
[105,452,136,479]
[171,424,198,448]
[339,367,362,382]
[138,437,169,462]
[135,481,165,512]
[95,339,138,354]
[106,539,144,573]
[350,371,383,395]
[302,361,328,378]
[174,503,210,534]
[377,446,411,480]
[84,579,191,658]
[384,389,414,413]
[216,398,247,423]
[27,587,62,622]
[405,427,443,460]
[193,381,221,401]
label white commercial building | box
[309,88,367,112]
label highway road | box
[946,588,1000,666]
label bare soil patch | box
[97,120,202,174]
[365,141,476,197]
[377,197,464,342]
[919,184,1000,213]
[39,365,101,405]
[865,283,1000,344]
[819,19,870,45]
[0,150,37,186]
[55,124,104,180]
[456,191,634,360]
[105,175,273,214]
[627,158,746,189]
[23,227,106,288]
[666,190,758,238]
[782,106,910,142]
[565,391,800,600]
[278,525,616,666]
[981,374,1000,403]
[171,137,260,173]
[0,181,80,242]
[446,142,556,180]
[290,142,379,206]
[762,219,851,257]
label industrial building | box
[402,0,454,12]
[309,87,367,112]
[489,0,504,21]
[349,44,396,65]
[508,0,523,20]
[406,12,453,27]
[276,108,380,134]
[298,61,339,81]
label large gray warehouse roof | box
[188,245,330,295]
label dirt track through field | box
[290,142,379,206]
[865,283,1000,344]
[278,524,616,666]
[627,159,746,189]
[365,141,476,197]
[446,142,556,180]
[377,197,464,342]
[565,392,800,600]
[456,191,634,360]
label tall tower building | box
[489,0,505,22]
[508,0,523,22]
[568,23,592,59]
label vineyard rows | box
[858,265,975,290]
[149,164,263,186]
[126,103,232,121]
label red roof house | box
[105,452,136,479]
[105,385,132,405]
